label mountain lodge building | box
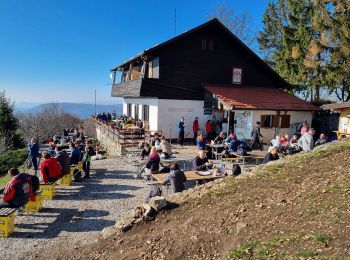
[110,18,317,142]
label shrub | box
[0,148,28,176]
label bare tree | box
[17,103,82,143]
[208,1,257,49]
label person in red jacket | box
[0,168,35,209]
[40,151,62,183]
[192,117,199,145]
[205,120,213,141]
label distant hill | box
[16,102,123,119]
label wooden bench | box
[24,190,43,213]
[0,208,16,238]
[40,182,56,201]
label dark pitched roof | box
[204,85,318,111]
[110,19,292,89]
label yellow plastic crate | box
[77,161,83,172]
[0,211,16,238]
[58,174,72,186]
[24,193,43,212]
[40,183,56,201]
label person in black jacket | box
[250,121,263,151]
[193,150,213,171]
[263,146,280,164]
[55,146,71,176]
[162,163,187,193]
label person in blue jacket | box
[28,138,39,175]
[70,142,81,165]
[177,117,186,146]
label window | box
[142,105,149,122]
[148,57,159,79]
[209,40,214,50]
[127,103,132,117]
[201,40,207,50]
[134,104,139,120]
[261,115,291,128]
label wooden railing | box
[93,117,145,147]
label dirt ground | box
[29,140,350,259]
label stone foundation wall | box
[96,128,122,156]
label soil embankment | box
[37,140,350,259]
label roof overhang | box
[321,102,350,112]
[205,85,319,111]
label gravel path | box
[0,156,149,259]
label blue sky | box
[0,0,270,105]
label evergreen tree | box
[0,90,23,150]
[258,0,344,102]
[326,0,350,101]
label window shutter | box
[280,115,291,128]
[272,115,280,127]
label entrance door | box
[227,110,235,134]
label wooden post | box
[128,63,133,81]
[227,110,230,134]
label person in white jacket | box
[298,128,315,151]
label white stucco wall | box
[122,97,313,142]
[251,110,313,143]
[157,99,208,139]
[123,97,159,132]
[122,98,208,139]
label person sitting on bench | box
[0,168,35,209]
[40,151,62,184]
[193,150,213,171]
[263,146,280,164]
[55,145,71,176]
[162,163,187,193]
[145,147,160,174]
[140,143,151,160]
[159,136,172,159]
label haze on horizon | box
[0,0,268,104]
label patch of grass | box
[297,250,317,258]
[229,240,260,259]
[314,233,330,243]
[0,174,11,190]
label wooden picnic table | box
[151,170,224,183]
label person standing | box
[205,120,213,141]
[299,121,309,136]
[28,138,39,175]
[192,117,199,145]
[178,117,185,146]
[83,145,95,179]
[250,121,263,151]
